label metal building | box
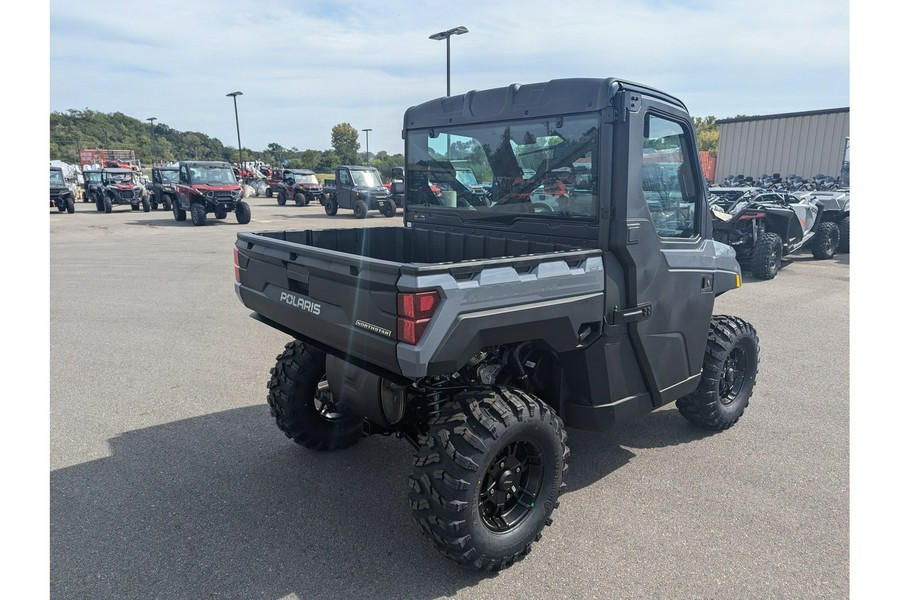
[715,108,849,184]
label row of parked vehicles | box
[709,186,849,279]
[721,172,844,192]
[58,161,252,225]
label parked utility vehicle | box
[799,190,849,253]
[50,166,75,213]
[234,77,760,571]
[172,161,250,226]
[322,165,396,218]
[96,167,148,213]
[275,169,325,207]
[81,170,103,204]
[150,166,179,211]
[710,188,840,279]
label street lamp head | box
[147,117,157,123]
[226,91,243,98]
[429,26,468,40]
[362,128,372,133]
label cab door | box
[336,167,353,208]
[607,91,718,406]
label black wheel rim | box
[718,344,749,405]
[479,439,544,532]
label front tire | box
[67,197,75,214]
[235,201,251,224]
[266,187,273,198]
[267,341,363,450]
[380,199,397,218]
[142,197,150,212]
[812,221,839,259]
[190,203,207,226]
[277,191,286,206]
[676,315,759,430]
[409,387,568,571]
[104,196,112,214]
[294,192,307,207]
[750,232,782,280]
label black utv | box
[235,77,761,571]
[322,165,396,218]
[150,166,179,211]
[50,166,75,214]
[81,169,103,204]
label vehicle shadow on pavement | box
[51,404,716,599]
[564,407,715,494]
[51,406,491,600]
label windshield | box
[85,172,102,183]
[190,166,237,185]
[406,115,599,219]
[108,172,134,184]
[350,170,383,187]
[159,170,179,184]
[454,168,479,187]
[50,170,65,186]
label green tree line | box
[50,110,404,179]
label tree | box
[331,123,359,165]
[693,115,719,155]
[317,150,340,172]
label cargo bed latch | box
[612,303,652,325]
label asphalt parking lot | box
[49,196,849,599]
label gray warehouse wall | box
[716,109,849,184]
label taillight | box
[397,291,440,345]
[233,247,240,282]
[738,211,766,220]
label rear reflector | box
[233,247,240,282]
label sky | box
[46,0,850,158]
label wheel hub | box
[479,440,543,532]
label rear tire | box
[409,387,568,571]
[104,197,112,214]
[324,196,338,216]
[235,201,252,224]
[837,216,850,253]
[190,203,207,226]
[266,187,273,198]
[214,206,228,219]
[812,221,839,259]
[151,200,159,211]
[676,315,759,430]
[67,198,75,214]
[267,341,363,451]
[173,199,186,222]
[353,199,368,219]
[750,232,782,280]
[142,197,150,212]
[163,196,172,212]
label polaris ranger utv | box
[234,78,760,571]
[50,166,75,213]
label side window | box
[180,166,189,184]
[642,114,699,238]
[339,170,350,186]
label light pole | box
[362,128,372,164]
[429,26,468,97]
[146,117,157,167]
[226,91,244,178]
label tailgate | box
[234,231,402,374]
